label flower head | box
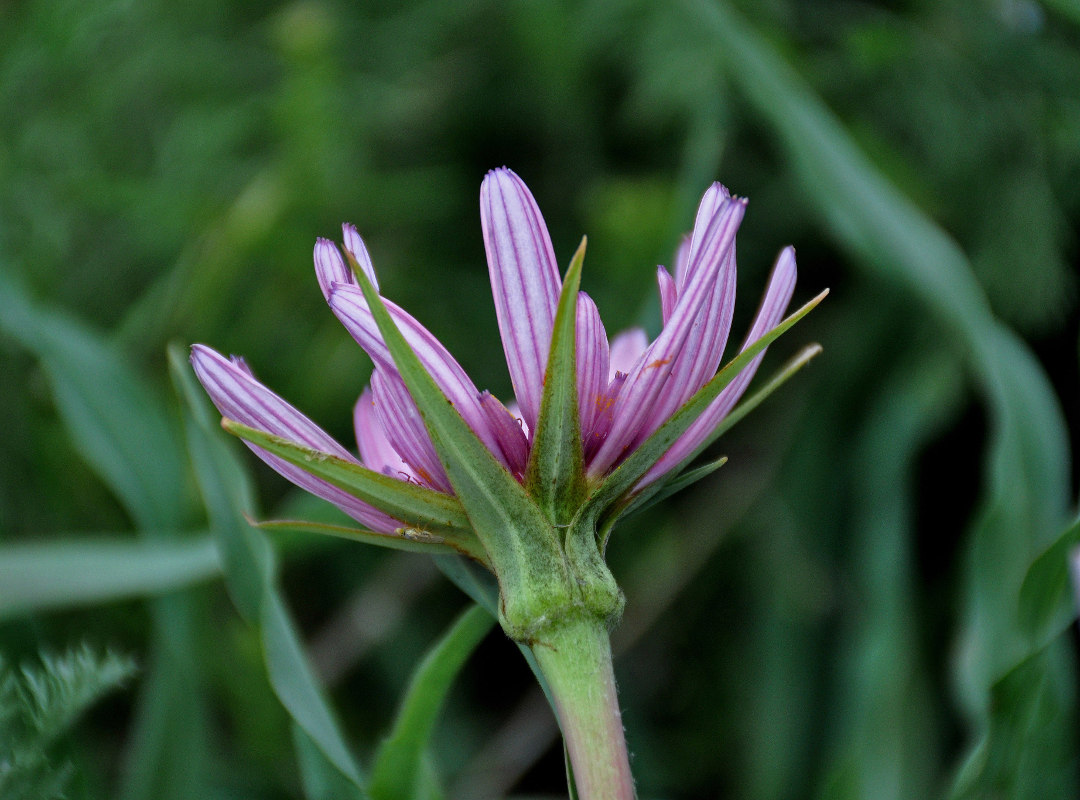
[192,167,822,633]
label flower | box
[191,167,800,540]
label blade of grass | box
[368,605,494,800]
[0,537,221,618]
[689,3,1075,794]
[0,275,212,800]
[170,345,366,794]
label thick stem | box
[531,613,635,800]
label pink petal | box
[327,284,510,472]
[479,391,529,479]
[576,291,609,439]
[657,266,677,326]
[588,196,746,475]
[608,328,648,381]
[647,246,737,426]
[370,369,453,492]
[506,400,530,440]
[314,238,355,302]
[353,386,413,480]
[672,236,691,289]
[341,223,379,291]
[190,345,398,533]
[642,246,798,486]
[480,168,561,433]
[679,183,731,289]
[585,371,625,462]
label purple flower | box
[191,167,798,536]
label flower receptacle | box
[488,512,624,643]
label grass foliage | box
[1,0,1078,797]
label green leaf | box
[689,3,1075,794]
[949,644,1078,800]
[171,346,366,793]
[1018,516,1080,648]
[817,352,963,800]
[526,237,587,524]
[263,592,366,793]
[293,723,371,800]
[0,272,188,532]
[351,262,572,637]
[0,279,211,800]
[368,605,494,800]
[219,418,486,570]
[619,457,727,521]
[0,537,221,618]
[120,599,210,800]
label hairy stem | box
[532,613,635,800]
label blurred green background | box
[1,0,1079,797]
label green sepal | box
[221,418,471,534]
[526,236,587,525]
[671,342,822,469]
[611,341,823,528]
[582,288,827,520]
[350,262,573,641]
[252,516,489,565]
[619,456,728,521]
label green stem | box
[532,613,635,800]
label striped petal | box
[642,246,798,485]
[480,167,562,433]
[608,328,648,380]
[647,245,737,426]
[479,391,529,479]
[314,237,355,302]
[576,291,609,439]
[370,368,453,492]
[679,183,730,289]
[341,223,379,291]
[328,284,510,472]
[672,236,691,290]
[657,266,677,326]
[586,371,626,461]
[353,386,413,480]
[190,344,398,533]
[588,196,746,475]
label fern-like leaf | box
[0,644,136,800]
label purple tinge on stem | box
[191,166,799,536]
